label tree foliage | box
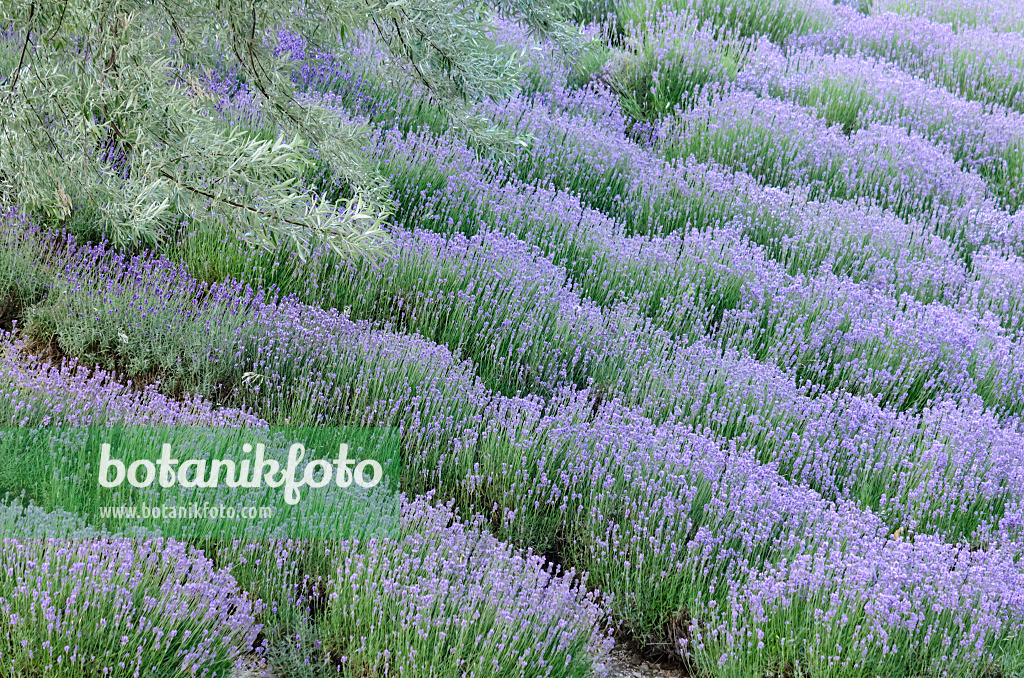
[0,0,581,258]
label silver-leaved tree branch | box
[0,0,581,258]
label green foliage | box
[0,0,583,258]
[0,220,52,327]
[23,270,246,396]
[616,0,835,45]
[608,20,747,123]
[565,42,612,88]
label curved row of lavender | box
[0,327,612,677]
[4,0,1024,676]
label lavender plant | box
[613,0,839,45]
[324,498,613,677]
[0,537,261,677]
[605,10,747,122]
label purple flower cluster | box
[0,537,260,676]
[326,497,613,677]
[0,336,265,428]
[615,0,839,44]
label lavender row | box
[872,0,1024,34]
[12,237,1019,675]
[290,17,962,294]
[0,537,260,677]
[611,0,839,45]
[801,6,1024,114]
[736,43,1024,209]
[326,497,613,677]
[0,497,611,678]
[658,90,1019,252]
[473,75,1024,339]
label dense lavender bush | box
[0,537,261,677]
[324,498,613,677]
[695,537,1024,676]
[614,0,839,44]
[606,10,748,121]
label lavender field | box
[3,0,1024,675]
